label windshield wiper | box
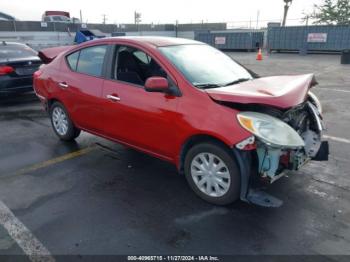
[194,83,223,89]
[194,78,251,89]
[223,78,251,87]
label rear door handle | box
[58,82,69,89]
[106,94,121,102]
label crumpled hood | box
[205,74,316,109]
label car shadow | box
[0,92,39,106]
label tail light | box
[0,65,14,75]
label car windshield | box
[159,44,253,88]
[0,44,37,59]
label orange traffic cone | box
[256,48,263,61]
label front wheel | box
[184,142,241,205]
[50,102,81,141]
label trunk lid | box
[38,45,74,64]
[205,74,316,109]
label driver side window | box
[113,45,167,86]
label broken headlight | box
[237,112,305,148]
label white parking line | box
[324,135,350,144]
[0,201,55,262]
[318,88,350,93]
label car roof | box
[94,36,204,47]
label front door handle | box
[58,82,69,89]
[106,94,121,102]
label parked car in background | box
[34,37,328,207]
[42,10,80,24]
[42,15,71,23]
[42,11,70,22]
[0,42,42,95]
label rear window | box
[0,44,37,59]
[67,45,108,77]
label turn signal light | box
[0,65,14,75]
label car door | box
[101,45,180,160]
[58,44,109,132]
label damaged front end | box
[234,94,329,207]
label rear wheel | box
[184,142,241,205]
[50,102,80,141]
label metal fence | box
[0,31,75,50]
[177,23,226,31]
[2,20,350,54]
[268,25,350,52]
[0,21,226,33]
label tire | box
[50,102,81,141]
[184,142,241,205]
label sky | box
[1,0,324,27]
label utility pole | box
[134,11,142,33]
[80,10,83,23]
[102,14,107,24]
[282,0,293,26]
[256,10,260,29]
[134,11,142,24]
[175,20,178,38]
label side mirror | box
[144,77,169,93]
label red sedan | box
[34,37,328,207]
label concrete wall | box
[0,21,226,33]
[177,23,226,31]
[0,30,196,50]
[125,31,176,37]
[177,31,195,39]
[122,30,195,39]
[0,31,75,50]
[0,21,226,49]
[0,28,200,50]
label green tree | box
[282,0,293,26]
[308,0,350,25]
